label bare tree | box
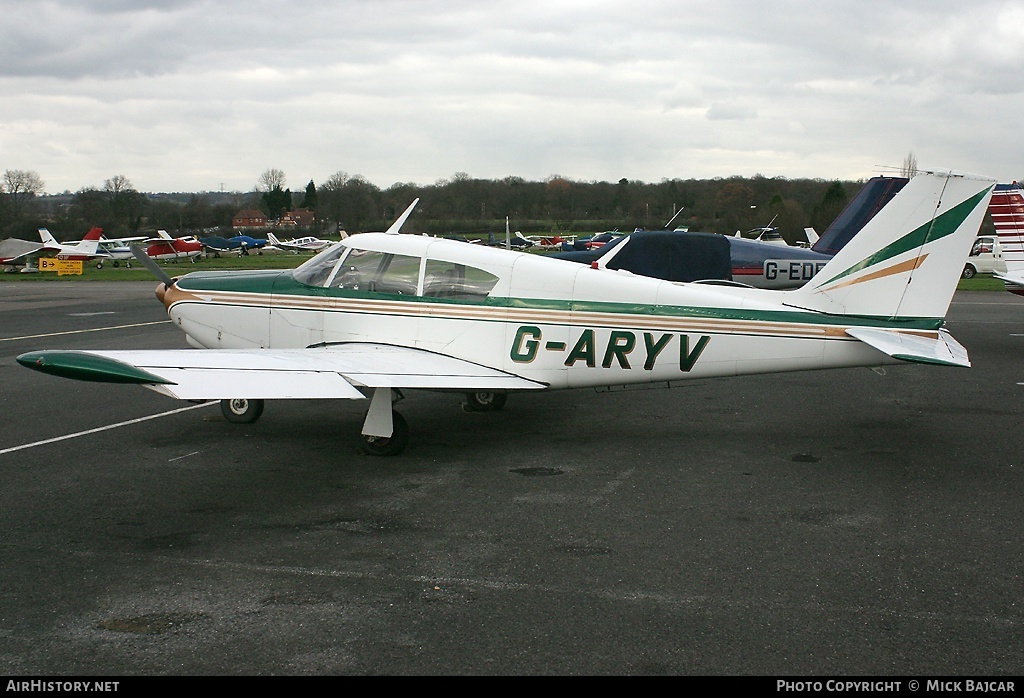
[2,169,45,220]
[103,174,145,234]
[258,168,287,193]
[901,151,919,178]
[103,174,132,195]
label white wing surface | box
[18,344,547,400]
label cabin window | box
[331,249,421,295]
[292,243,347,287]
[422,260,499,300]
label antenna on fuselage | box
[663,206,685,230]
[385,198,420,235]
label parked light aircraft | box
[0,237,44,271]
[267,232,332,252]
[989,182,1024,295]
[554,176,908,290]
[96,233,149,268]
[2,227,105,270]
[37,227,105,260]
[17,171,994,456]
[200,234,272,256]
[145,230,202,261]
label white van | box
[962,235,1006,279]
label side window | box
[422,260,499,300]
[971,239,991,256]
[331,250,421,295]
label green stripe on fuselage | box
[173,270,946,331]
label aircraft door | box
[505,256,574,389]
[566,268,660,389]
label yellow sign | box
[39,257,83,276]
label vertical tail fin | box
[787,171,995,321]
[76,227,103,256]
[38,228,58,246]
[267,232,281,245]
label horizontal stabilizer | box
[994,271,1024,287]
[845,328,970,367]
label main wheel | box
[463,391,507,412]
[220,398,265,424]
[360,411,409,456]
[95,261,103,269]
[961,264,976,279]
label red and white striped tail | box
[992,183,1024,271]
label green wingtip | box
[16,351,175,385]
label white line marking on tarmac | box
[0,402,216,456]
[68,312,116,317]
[0,320,171,342]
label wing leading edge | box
[17,343,547,400]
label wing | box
[17,343,547,400]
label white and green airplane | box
[17,170,995,456]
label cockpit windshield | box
[292,243,347,287]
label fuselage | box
[147,238,202,260]
[158,233,941,391]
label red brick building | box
[232,209,267,230]
[279,208,315,227]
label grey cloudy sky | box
[2,0,1022,193]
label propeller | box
[130,243,176,288]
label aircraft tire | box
[360,411,409,456]
[221,398,265,424]
[961,264,976,279]
[95,262,103,269]
[463,391,507,412]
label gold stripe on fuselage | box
[166,288,929,342]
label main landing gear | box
[216,389,509,456]
[220,398,265,424]
[360,411,409,457]
[462,391,508,412]
[358,388,411,456]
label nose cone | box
[155,279,188,313]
